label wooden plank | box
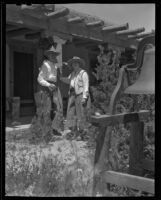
[86,21,104,27]
[116,27,145,36]
[142,159,155,172]
[128,32,154,39]
[109,66,130,114]
[129,121,144,176]
[45,8,69,19]
[7,28,34,37]
[20,5,45,19]
[47,18,138,48]
[93,125,113,196]
[102,23,129,33]
[90,110,150,126]
[103,170,154,194]
[6,7,47,30]
[74,41,97,47]
[6,5,138,48]
[6,24,19,31]
[67,17,84,24]
[19,13,48,30]
[25,32,41,40]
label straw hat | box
[67,56,85,68]
[44,45,60,56]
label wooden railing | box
[90,110,155,196]
[90,35,155,196]
[103,170,154,196]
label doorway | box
[13,51,35,116]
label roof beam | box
[6,7,47,30]
[67,17,84,24]
[47,19,138,48]
[116,27,145,36]
[86,20,104,28]
[6,24,19,31]
[25,32,41,40]
[20,13,47,30]
[102,23,129,33]
[6,28,34,38]
[128,32,154,39]
[21,4,43,10]
[20,5,46,19]
[75,42,97,47]
[45,8,69,19]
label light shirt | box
[69,69,89,99]
[38,60,57,87]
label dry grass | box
[5,128,95,197]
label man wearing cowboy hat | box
[60,56,91,140]
[37,45,63,136]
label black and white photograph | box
[4,3,155,197]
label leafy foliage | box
[88,44,155,196]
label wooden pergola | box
[6,4,155,50]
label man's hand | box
[48,83,56,91]
[81,98,87,107]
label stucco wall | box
[61,43,90,97]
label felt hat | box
[67,56,85,68]
[44,45,60,56]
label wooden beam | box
[25,32,41,40]
[86,21,104,28]
[90,110,150,126]
[67,17,84,24]
[128,32,154,39]
[45,8,69,19]
[6,6,47,30]
[47,17,138,47]
[129,121,144,176]
[102,23,129,33]
[21,5,42,10]
[7,28,34,37]
[75,42,95,47]
[103,170,154,194]
[20,5,46,19]
[116,27,145,36]
[6,24,18,31]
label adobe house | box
[6,4,153,117]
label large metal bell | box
[124,47,155,94]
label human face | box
[47,53,58,63]
[72,61,80,72]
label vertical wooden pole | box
[93,125,113,196]
[129,121,144,176]
[12,97,20,121]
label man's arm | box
[60,74,71,84]
[37,62,55,88]
[82,72,89,99]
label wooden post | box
[12,97,20,121]
[129,121,144,176]
[92,125,113,196]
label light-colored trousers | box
[65,93,91,131]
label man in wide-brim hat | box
[67,56,85,69]
[44,45,60,57]
[37,45,64,137]
[60,56,91,140]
